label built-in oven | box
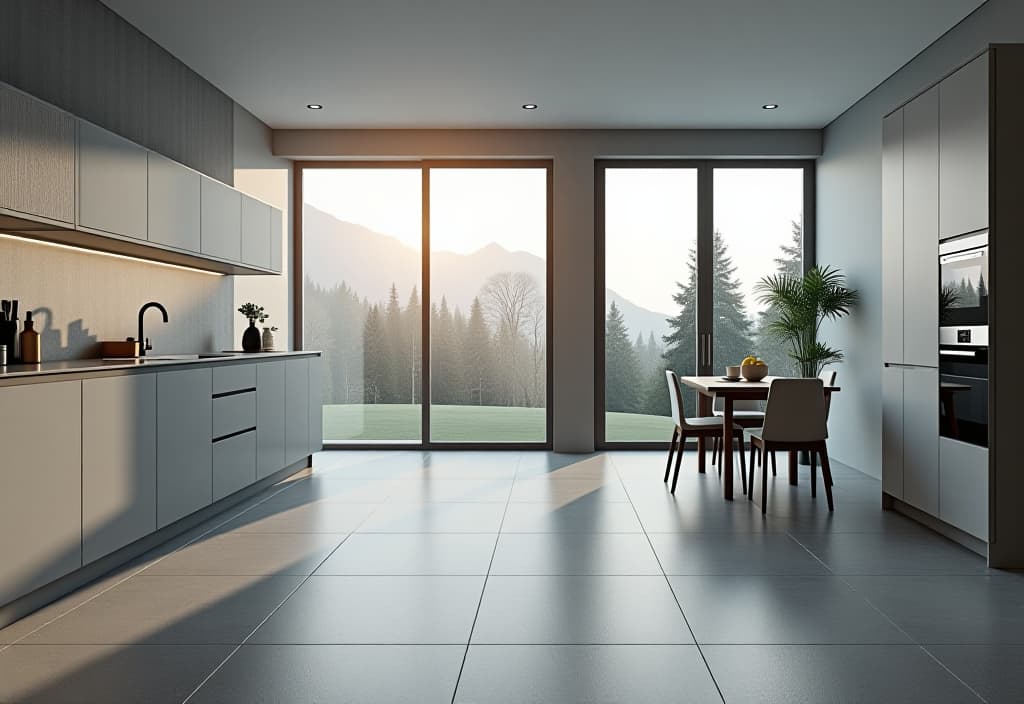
[939,345,988,447]
[939,231,988,347]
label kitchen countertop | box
[0,350,321,382]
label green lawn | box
[322,404,673,443]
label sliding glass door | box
[597,161,813,447]
[300,162,551,447]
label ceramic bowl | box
[741,363,769,382]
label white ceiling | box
[102,0,985,130]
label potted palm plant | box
[755,266,859,378]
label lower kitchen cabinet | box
[157,368,212,528]
[309,355,323,453]
[903,366,939,515]
[285,357,310,465]
[939,437,989,540]
[82,375,157,564]
[0,380,82,605]
[212,431,257,501]
[881,366,904,499]
[257,361,287,479]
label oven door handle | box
[940,349,979,358]
[940,250,986,265]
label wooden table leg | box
[723,397,734,500]
[788,450,798,486]
[697,392,711,475]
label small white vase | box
[261,327,275,351]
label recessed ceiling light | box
[522,103,538,110]
[306,103,323,110]
[762,103,779,110]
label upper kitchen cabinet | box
[940,52,989,239]
[0,84,75,224]
[241,195,272,269]
[148,152,201,252]
[78,120,148,240]
[270,208,284,273]
[902,86,940,368]
[200,176,242,262]
[882,110,905,364]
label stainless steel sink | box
[100,353,238,362]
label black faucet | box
[137,302,168,357]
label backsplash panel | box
[0,235,232,361]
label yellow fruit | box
[741,356,757,366]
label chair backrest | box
[713,396,763,413]
[665,370,683,427]
[760,378,828,442]
[819,369,837,419]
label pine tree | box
[462,297,494,405]
[403,286,422,404]
[383,283,405,403]
[605,301,642,412]
[431,297,457,405]
[363,304,386,404]
[754,219,803,377]
[634,332,650,378]
[978,272,988,300]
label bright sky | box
[303,166,802,318]
[303,168,546,257]
[606,167,803,315]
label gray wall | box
[818,0,1024,477]
[274,128,822,452]
[0,0,234,183]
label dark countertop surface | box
[0,350,321,382]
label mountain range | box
[303,204,672,343]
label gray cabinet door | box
[0,381,82,605]
[882,110,905,364]
[939,437,989,540]
[82,375,157,564]
[78,120,148,240]
[148,152,201,252]
[257,361,287,479]
[940,52,989,239]
[200,176,242,262]
[270,208,283,273]
[0,84,75,223]
[157,368,212,528]
[903,366,939,515]
[902,87,940,368]
[212,431,257,501]
[881,365,904,499]
[285,357,310,466]
[309,355,324,453]
[241,196,272,269]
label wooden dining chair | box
[746,378,835,513]
[663,370,747,495]
[820,369,837,487]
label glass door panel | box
[428,167,548,443]
[603,168,699,440]
[302,168,422,442]
[711,168,804,378]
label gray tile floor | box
[0,450,1020,703]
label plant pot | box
[242,320,261,352]
[261,327,275,351]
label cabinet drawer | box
[212,430,257,501]
[213,364,257,395]
[213,390,256,439]
[939,437,989,540]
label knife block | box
[0,320,18,361]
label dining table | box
[677,375,842,500]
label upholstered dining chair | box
[746,378,835,513]
[711,396,764,467]
[664,370,747,495]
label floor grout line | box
[617,451,727,704]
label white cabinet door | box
[902,87,940,369]
[882,110,905,364]
[0,84,76,223]
[78,121,148,240]
[309,355,324,453]
[0,381,82,605]
[270,208,284,273]
[257,361,287,479]
[285,357,310,466]
[940,52,989,239]
[241,196,272,269]
[939,437,989,540]
[882,366,904,499]
[82,375,157,564]
[903,366,939,515]
[148,152,201,252]
[200,176,242,262]
[157,368,212,528]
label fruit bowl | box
[741,363,769,382]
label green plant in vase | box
[755,266,859,378]
[238,302,269,352]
